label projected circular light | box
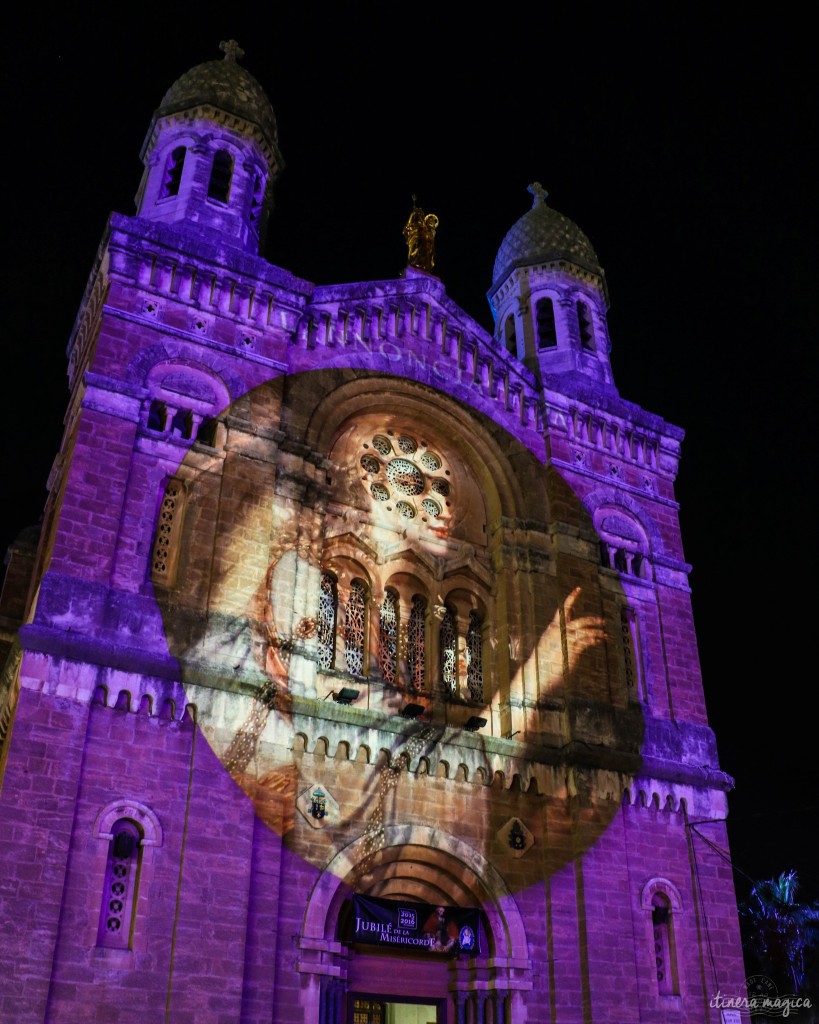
[370,482,390,502]
[361,455,381,474]
[372,435,392,456]
[421,498,441,518]
[386,458,424,495]
[430,479,449,496]
[395,501,416,518]
[419,451,441,472]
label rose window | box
[359,431,452,525]
[386,459,424,496]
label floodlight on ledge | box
[465,716,488,732]
[400,703,425,720]
[333,687,361,705]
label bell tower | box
[488,182,615,389]
[135,39,283,255]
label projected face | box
[155,370,643,895]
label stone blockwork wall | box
[0,198,749,1023]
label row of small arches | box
[623,787,689,815]
[91,686,196,723]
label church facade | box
[0,43,749,1024]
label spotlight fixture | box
[400,703,425,720]
[465,716,487,732]
[333,687,361,705]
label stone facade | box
[0,43,749,1024]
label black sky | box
[2,7,816,901]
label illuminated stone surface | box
[0,43,748,1024]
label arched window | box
[159,145,186,198]
[536,297,557,348]
[379,589,398,684]
[466,610,483,701]
[503,315,517,356]
[208,150,233,202]
[651,893,679,995]
[641,878,682,997]
[440,606,457,695]
[407,595,427,691]
[577,299,595,351]
[97,819,142,948]
[344,579,368,676]
[317,572,337,670]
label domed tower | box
[489,183,615,390]
[135,40,283,255]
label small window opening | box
[249,173,265,232]
[536,298,557,348]
[208,150,234,202]
[160,146,186,199]
[504,315,517,356]
[195,417,218,447]
[171,408,193,439]
[147,400,167,432]
[577,300,595,351]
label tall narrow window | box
[98,819,141,948]
[652,895,679,995]
[466,610,484,701]
[249,173,265,234]
[208,150,233,202]
[621,608,645,701]
[440,606,457,695]
[159,145,186,198]
[379,590,398,684]
[536,297,557,348]
[577,299,595,351]
[503,315,517,356]
[317,572,337,670]
[344,580,367,676]
[151,479,185,584]
[407,595,427,690]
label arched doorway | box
[300,825,529,1024]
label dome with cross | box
[491,183,603,290]
[153,40,278,149]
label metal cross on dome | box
[220,39,245,62]
[527,181,549,206]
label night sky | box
[3,8,816,902]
